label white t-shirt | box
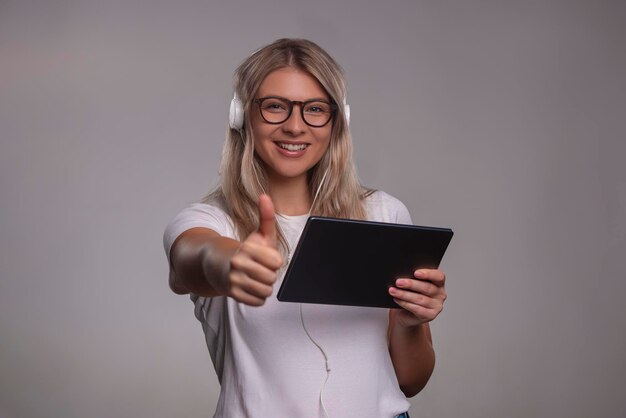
[163,191,413,418]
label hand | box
[226,194,284,306]
[388,269,447,328]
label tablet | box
[276,216,453,308]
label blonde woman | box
[163,38,447,418]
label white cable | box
[300,304,331,418]
[319,367,331,418]
[276,166,332,416]
[309,167,330,217]
[303,167,331,417]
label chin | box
[267,163,315,181]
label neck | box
[267,175,311,216]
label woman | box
[164,38,447,418]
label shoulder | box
[364,190,413,224]
[163,199,235,257]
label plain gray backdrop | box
[1,1,625,417]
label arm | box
[167,195,284,306]
[388,312,435,397]
[168,227,239,296]
[387,269,447,397]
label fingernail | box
[414,270,424,278]
[396,279,408,288]
[389,287,398,295]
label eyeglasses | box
[254,96,337,128]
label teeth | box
[278,143,308,151]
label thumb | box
[257,194,277,244]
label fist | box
[227,195,284,306]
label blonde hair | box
[207,38,371,246]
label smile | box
[277,142,309,152]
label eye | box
[304,102,330,114]
[261,99,288,113]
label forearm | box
[388,311,435,397]
[168,227,240,296]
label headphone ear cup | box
[229,95,244,130]
[343,103,350,126]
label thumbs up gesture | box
[227,194,284,306]
[257,194,278,247]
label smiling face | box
[251,67,333,188]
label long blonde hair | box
[207,38,370,245]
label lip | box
[274,141,310,157]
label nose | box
[281,104,306,134]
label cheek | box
[251,123,273,149]
[249,111,267,138]
[318,128,332,148]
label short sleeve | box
[364,190,413,225]
[162,202,235,261]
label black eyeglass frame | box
[253,96,338,128]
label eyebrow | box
[258,95,331,103]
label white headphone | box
[229,93,245,130]
[228,93,350,130]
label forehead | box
[256,67,328,100]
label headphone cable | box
[300,303,331,418]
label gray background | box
[1,1,625,417]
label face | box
[250,67,333,186]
